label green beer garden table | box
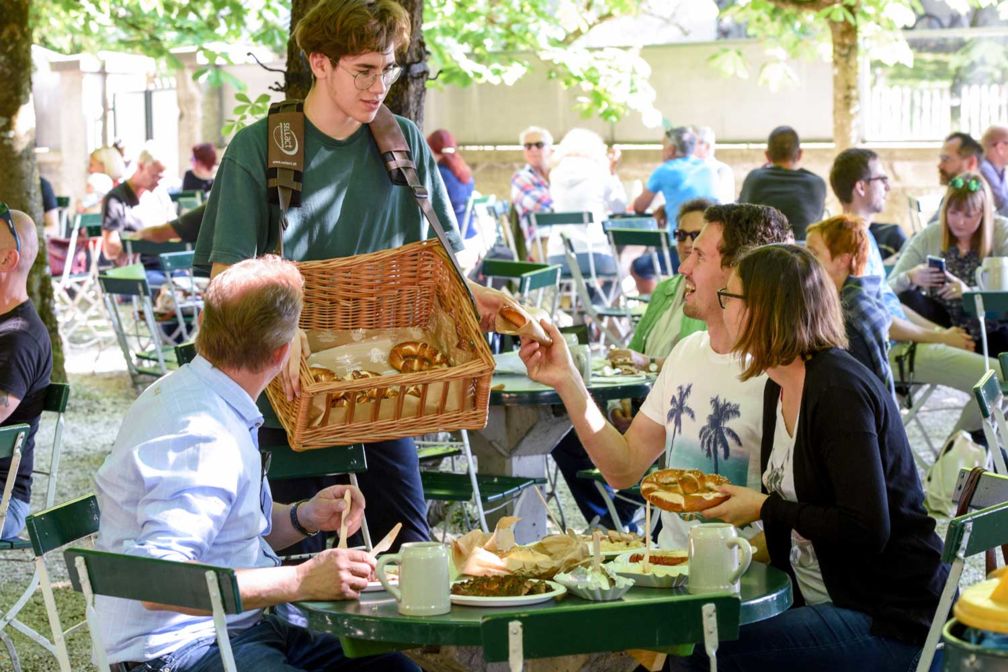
[298,562,791,671]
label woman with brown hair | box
[889,171,1008,352]
[671,244,947,672]
[427,129,476,238]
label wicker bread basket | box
[265,239,494,450]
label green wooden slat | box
[25,494,99,557]
[0,424,29,460]
[264,441,368,479]
[606,228,671,248]
[64,547,243,614]
[99,273,150,297]
[963,290,1008,318]
[603,217,657,231]
[0,538,32,551]
[972,369,1001,420]
[170,190,202,203]
[481,259,549,278]
[940,498,1008,564]
[135,346,178,365]
[417,444,463,464]
[518,265,561,294]
[124,238,190,257]
[159,250,195,273]
[43,382,70,414]
[481,594,740,662]
[529,211,593,227]
[175,342,197,365]
[420,471,545,503]
[55,196,70,208]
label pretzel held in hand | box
[640,468,730,513]
[494,303,551,345]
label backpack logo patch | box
[273,121,299,156]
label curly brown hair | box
[703,203,793,268]
[295,0,411,62]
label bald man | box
[981,125,1008,216]
[0,205,53,540]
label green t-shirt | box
[194,113,461,267]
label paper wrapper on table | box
[264,240,494,450]
[452,519,590,579]
[494,302,552,345]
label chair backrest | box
[175,342,197,365]
[26,494,100,558]
[907,196,925,234]
[264,441,368,479]
[35,382,71,512]
[98,264,151,298]
[124,238,191,258]
[602,216,656,231]
[973,369,1001,420]
[605,227,671,248]
[952,467,1008,513]
[529,211,594,228]
[65,547,242,613]
[942,499,1008,564]
[560,233,599,315]
[170,190,203,204]
[0,424,29,462]
[481,259,561,317]
[158,250,195,273]
[971,370,1008,475]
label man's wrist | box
[290,500,319,537]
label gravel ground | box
[0,343,988,672]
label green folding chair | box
[158,250,202,342]
[53,213,107,347]
[560,233,637,348]
[915,468,1008,672]
[481,259,562,319]
[604,221,676,284]
[0,384,73,671]
[962,290,1008,365]
[65,547,242,672]
[971,370,1008,476]
[99,264,177,385]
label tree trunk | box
[0,0,67,381]
[284,0,427,125]
[829,18,860,150]
[384,0,427,126]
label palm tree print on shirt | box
[665,383,695,466]
[699,395,742,474]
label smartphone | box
[927,255,946,284]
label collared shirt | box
[841,274,896,401]
[94,355,277,662]
[864,233,908,321]
[981,158,1008,216]
[510,163,552,227]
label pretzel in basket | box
[389,341,448,372]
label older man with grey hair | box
[633,125,718,229]
[981,124,1008,215]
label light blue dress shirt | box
[94,355,279,662]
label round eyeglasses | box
[337,63,403,91]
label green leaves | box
[222,92,272,137]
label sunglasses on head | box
[0,202,19,253]
[524,141,545,150]
[949,175,982,193]
[673,229,701,243]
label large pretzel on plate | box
[388,341,448,373]
[640,468,730,513]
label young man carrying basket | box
[195,0,509,553]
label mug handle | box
[376,553,402,602]
[976,267,986,290]
[727,538,752,585]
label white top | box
[547,155,627,257]
[639,331,767,548]
[763,400,832,605]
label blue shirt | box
[841,274,896,401]
[645,156,718,227]
[981,158,1008,216]
[94,356,278,662]
[438,164,475,238]
[864,233,908,321]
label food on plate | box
[628,550,688,567]
[388,341,449,373]
[451,575,551,597]
[579,530,644,553]
[640,468,730,512]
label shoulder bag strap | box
[266,100,306,257]
[369,105,479,319]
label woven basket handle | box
[370,105,480,322]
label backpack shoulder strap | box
[369,105,478,317]
[266,99,305,256]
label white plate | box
[583,543,647,558]
[361,578,398,593]
[449,579,566,607]
[611,550,689,589]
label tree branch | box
[765,0,841,12]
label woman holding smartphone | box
[675,244,948,672]
[888,171,1008,352]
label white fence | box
[866,81,1008,141]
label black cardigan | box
[759,348,948,645]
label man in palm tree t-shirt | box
[521,204,792,548]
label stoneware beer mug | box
[976,257,1008,291]
[687,523,752,595]
[376,541,451,616]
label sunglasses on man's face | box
[0,202,19,253]
[524,141,546,150]
[673,229,701,243]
